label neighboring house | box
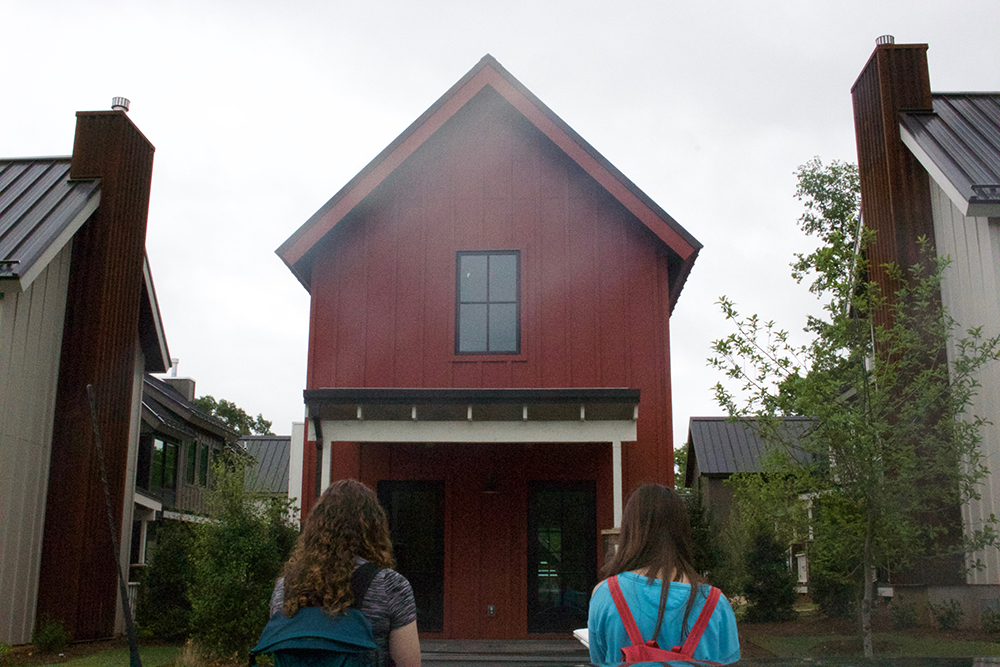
[683,417,815,590]
[130,374,239,595]
[277,55,701,639]
[851,38,1000,601]
[0,105,169,644]
[683,416,814,525]
[241,434,292,502]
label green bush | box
[743,527,797,623]
[188,452,298,660]
[137,519,197,639]
[891,602,919,630]
[980,608,1000,635]
[0,642,13,664]
[32,617,70,653]
[928,598,964,631]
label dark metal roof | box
[900,94,1000,216]
[142,374,239,443]
[0,157,101,289]
[241,435,290,495]
[684,416,815,485]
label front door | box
[526,481,597,633]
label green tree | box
[674,444,689,488]
[137,520,196,639]
[195,395,274,435]
[188,450,297,659]
[709,158,999,657]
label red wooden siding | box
[36,112,155,640]
[306,87,676,489]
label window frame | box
[454,250,521,355]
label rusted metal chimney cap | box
[876,35,895,46]
[111,97,130,112]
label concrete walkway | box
[421,639,591,667]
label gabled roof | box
[142,374,239,443]
[684,416,815,487]
[241,435,291,496]
[0,157,101,292]
[277,55,701,309]
[900,93,1000,217]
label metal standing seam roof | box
[241,435,291,495]
[686,416,816,480]
[0,158,101,290]
[900,93,1000,217]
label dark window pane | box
[489,254,517,302]
[186,442,197,484]
[163,442,177,490]
[489,303,517,352]
[150,440,164,492]
[199,445,209,486]
[459,303,487,352]
[459,254,487,302]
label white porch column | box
[613,440,623,527]
[321,436,332,492]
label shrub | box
[188,451,298,659]
[928,598,964,631]
[981,608,1000,635]
[0,642,12,665]
[137,519,197,639]
[32,617,70,653]
[891,602,919,630]
[743,527,797,622]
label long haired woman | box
[270,479,421,667]
[587,483,739,665]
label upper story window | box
[137,436,178,494]
[456,251,520,354]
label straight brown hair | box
[602,484,704,643]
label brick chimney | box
[37,105,157,641]
[851,37,936,318]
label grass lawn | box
[752,632,1000,659]
[5,641,179,667]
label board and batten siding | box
[928,179,1000,585]
[306,87,676,490]
[0,244,72,645]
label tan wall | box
[928,180,1000,586]
[0,245,72,645]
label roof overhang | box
[899,95,1000,218]
[305,387,639,443]
[277,55,700,309]
[139,254,170,373]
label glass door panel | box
[527,481,596,633]
[377,481,445,632]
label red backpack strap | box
[676,586,721,655]
[606,575,647,648]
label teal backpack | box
[249,563,380,667]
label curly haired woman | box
[270,479,421,667]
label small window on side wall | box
[456,251,520,354]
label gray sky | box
[5,0,999,452]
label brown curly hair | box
[281,479,396,617]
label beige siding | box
[929,181,1000,585]
[115,339,146,635]
[0,245,72,645]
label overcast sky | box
[5,1,999,453]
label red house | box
[277,55,700,639]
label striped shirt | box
[270,561,417,667]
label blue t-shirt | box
[587,571,740,665]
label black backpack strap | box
[351,562,381,607]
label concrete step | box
[421,639,591,666]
